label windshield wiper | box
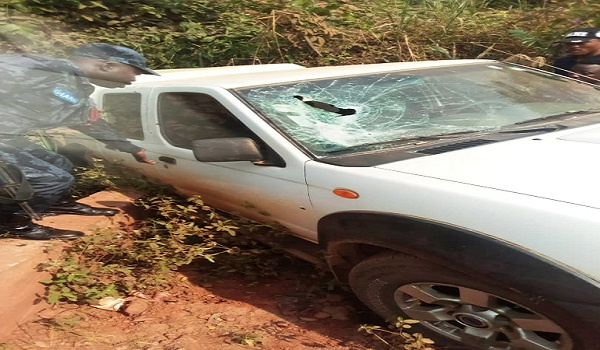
[514,109,600,126]
[499,125,565,134]
[326,130,484,154]
[293,95,356,116]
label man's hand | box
[132,149,156,164]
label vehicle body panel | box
[376,123,600,209]
[304,160,600,282]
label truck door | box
[102,86,319,241]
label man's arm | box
[71,116,155,164]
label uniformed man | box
[0,43,158,240]
[553,27,600,77]
[569,56,600,84]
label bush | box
[2,1,598,68]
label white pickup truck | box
[64,60,600,350]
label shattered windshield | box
[236,63,600,156]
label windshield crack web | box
[238,65,600,155]
[242,73,491,153]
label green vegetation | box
[1,0,598,68]
[39,161,290,304]
[359,317,435,350]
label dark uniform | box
[553,28,600,77]
[0,53,143,213]
[554,55,600,77]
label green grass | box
[2,0,598,67]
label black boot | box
[0,216,84,240]
[43,200,119,216]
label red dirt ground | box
[1,191,399,350]
[4,262,392,350]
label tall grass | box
[1,0,598,66]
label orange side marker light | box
[333,188,359,199]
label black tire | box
[348,252,599,350]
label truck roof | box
[123,59,492,90]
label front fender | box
[318,211,600,311]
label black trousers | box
[0,138,74,213]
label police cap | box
[72,43,159,75]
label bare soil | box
[3,237,393,350]
[5,265,390,350]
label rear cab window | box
[102,93,144,140]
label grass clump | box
[40,162,287,304]
[41,195,237,303]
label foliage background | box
[1,0,598,69]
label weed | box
[69,159,172,199]
[359,317,435,349]
[231,332,263,347]
[39,162,289,304]
[41,196,244,303]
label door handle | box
[158,156,176,165]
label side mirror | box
[191,138,264,162]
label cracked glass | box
[237,63,600,156]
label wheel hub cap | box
[453,312,490,328]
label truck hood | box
[375,125,600,208]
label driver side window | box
[158,92,256,149]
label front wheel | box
[348,252,597,350]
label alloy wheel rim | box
[393,283,572,350]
